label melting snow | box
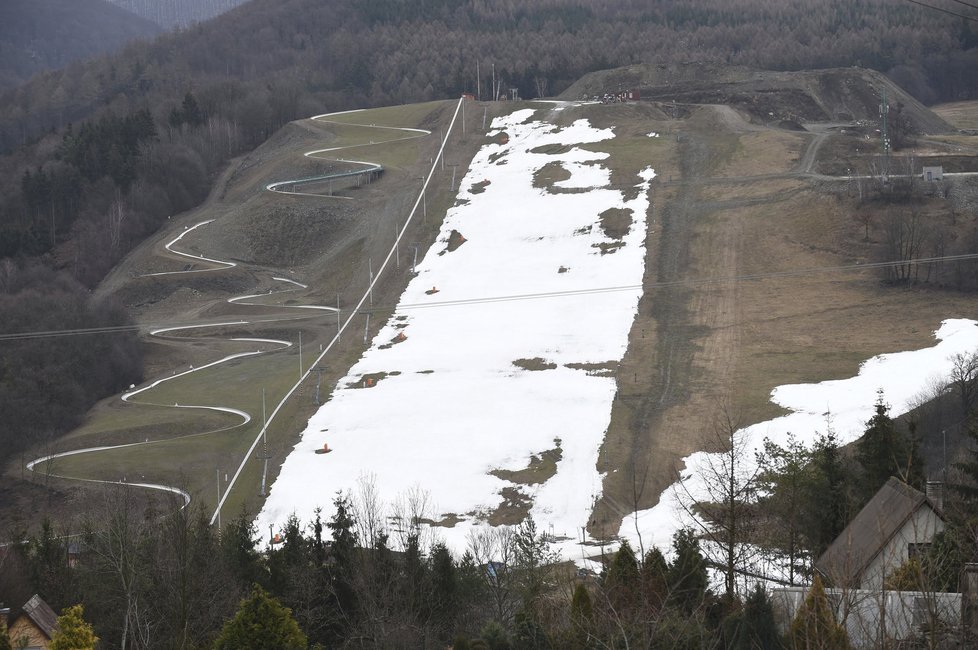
[257,107,654,559]
[619,318,978,560]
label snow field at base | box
[619,318,978,566]
[257,107,655,559]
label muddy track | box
[592,105,832,540]
[591,127,712,538]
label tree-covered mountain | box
[107,0,248,29]
[0,0,160,93]
[2,0,975,154]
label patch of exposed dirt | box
[487,487,532,526]
[513,357,557,371]
[490,443,563,485]
[532,161,572,191]
[599,208,633,239]
[530,143,574,155]
[444,229,467,253]
[565,361,617,377]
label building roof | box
[19,594,58,639]
[815,477,942,587]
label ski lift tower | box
[879,87,890,181]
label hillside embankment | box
[6,63,978,545]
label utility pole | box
[336,294,341,339]
[880,86,890,180]
[461,96,466,134]
[362,311,371,344]
[315,367,327,405]
[259,388,270,497]
[449,163,459,191]
[477,61,481,101]
[216,468,222,532]
[492,63,496,101]
[409,243,420,273]
[368,258,373,307]
[419,176,427,223]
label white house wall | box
[861,507,944,590]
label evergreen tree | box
[808,430,850,557]
[788,575,850,650]
[721,584,783,650]
[430,543,458,638]
[757,434,813,585]
[213,584,307,650]
[49,605,98,650]
[953,420,978,500]
[641,546,669,612]
[222,514,263,587]
[478,621,512,650]
[569,583,594,648]
[605,539,640,612]
[513,609,550,650]
[667,529,708,614]
[181,92,206,126]
[325,494,358,641]
[856,391,922,503]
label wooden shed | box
[6,594,58,650]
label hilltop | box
[0,0,160,92]
[563,63,954,134]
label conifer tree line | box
[0,487,790,649]
[5,356,978,647]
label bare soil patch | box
[490,443,563,485]
[599,208,633,239]
[513,357,558,371]
[532,161,572,191]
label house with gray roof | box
[815,477,945,590]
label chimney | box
[926,481,945,513]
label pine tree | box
[50,605,98,650]
[213,584,308,650]
[569,583,594,648]
[856,391,914,505]
[788,575,850,650]
[667,529,708,614]
[605,539,640,612]
[722,584,783,650]
[808,430,850,557]
[641,546,669,611]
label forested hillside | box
[107,0,248,29]
[1,0,976,467]
[0,0,160,92]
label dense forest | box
[0,0,160,93]
[1,0,977,487]
[3,373,978,648]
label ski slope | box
[258,106,655,558]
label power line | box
[904,0,978,22]
[4,252,978,342]
[945,0,978,13]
